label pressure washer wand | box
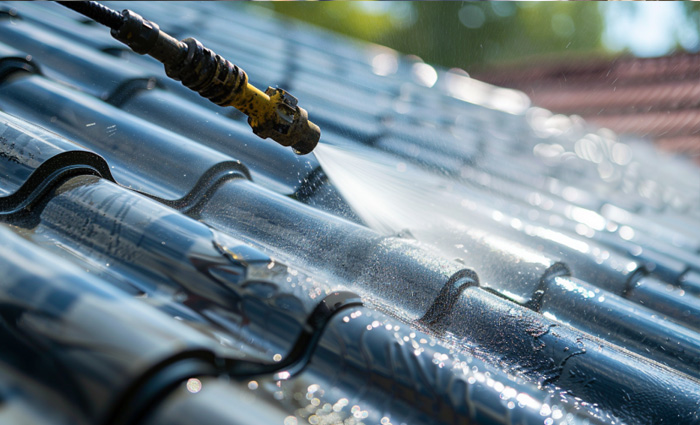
[57,1,320,154]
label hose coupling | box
[111,10,320,154]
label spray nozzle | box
[61,2,321,155]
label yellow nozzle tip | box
[291,121,321,155]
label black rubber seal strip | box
[224,290,363,379]
[104,350,218,425]
[0,150,114,215]
[419,269,479,327]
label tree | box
[253,2,606,72]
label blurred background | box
[245,1,700,163]
[253,2,700,71]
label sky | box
[602,2,699,57]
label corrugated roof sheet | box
[1,2,700,425]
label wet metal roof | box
[1,2,700,425]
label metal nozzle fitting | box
[251,87,320,155]
[111,10,320,155]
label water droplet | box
[186,378,202,393]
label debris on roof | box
[1,2,700,425]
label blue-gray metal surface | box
[0,2,699,425]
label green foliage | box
[256,2,404,42]
[253,2,607,72]
[385,2,605,71]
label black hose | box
[56,1,123,30]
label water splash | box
[313,142,563,299]
[314,142,455,236]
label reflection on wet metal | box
[442,287,700,425]
[0,227,220,425]
[0,1,698,425]
[442,68,531,114]
[35,175,341,364]
[542,276,700,379]
[0,110,113,213]
[0,74,250,201]
[196,178,473,324]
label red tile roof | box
[476,52,700,163]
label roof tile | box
[0,2,699,425]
